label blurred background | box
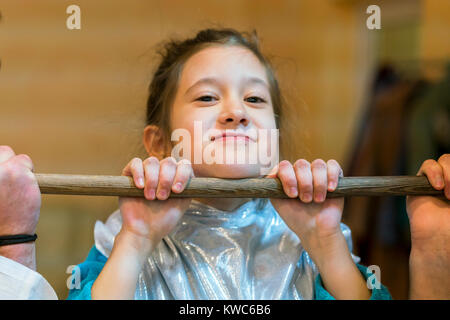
[0,0,449,299]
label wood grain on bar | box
[35,173,447,199]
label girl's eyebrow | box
[243,76,269,89]
[185,77,220,96]
[184,76,269,96]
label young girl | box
[67,28,391,300]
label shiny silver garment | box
[94,198,359,300]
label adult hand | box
[0,145,40,269]
[406,154,450,299]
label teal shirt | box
[67,246,392,300]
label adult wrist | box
[0,242,36,270]
[409,248,450,299]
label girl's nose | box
[218,105,250,127]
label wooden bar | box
[35,173,448,200]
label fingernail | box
[436,177,444,188]
[289,187,298,197]
[138,178,144,187]
[315,194,325,202]
[157,190,167,199]
[148,189,155,200]
[174,182,183,192]
[303,193,312,202]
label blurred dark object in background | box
[343,61,450,299]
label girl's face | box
[170,45,278,178]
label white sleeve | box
[0,255,58,300]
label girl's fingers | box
[294,159,313,203]
[171,159,193,194]
[326,159,343,192]
[122,157,144,189]
[417,159,445,190]
[437,154,450,199]
[311,159,328,203]
[265,164,279,178]
[156,157,177,200]
[143,156,160,200]
[277,160,298,198]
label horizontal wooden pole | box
[35,173,448,200]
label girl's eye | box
[197,95,217,102]
[246,96,266,103]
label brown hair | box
[145,27,287,157]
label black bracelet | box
[0,234,37,246]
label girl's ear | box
[143,125,171,160]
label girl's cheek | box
[250,108,277,129]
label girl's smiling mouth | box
[210,131,256,142]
